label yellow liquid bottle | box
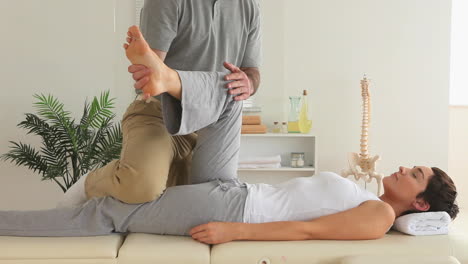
[287,96,301,133]
[298,90,312,133]
[287,121,300,133]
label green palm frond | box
[33,94,79,154]
[2,92,122,192]
[33,94,71,124]
[79,115,114,173]
[40,142,67,178]
[79,99,91,127]
[1,142,48,174]
[18,114,51,136]
[85,91,115,129]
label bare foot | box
[123,26,177,100]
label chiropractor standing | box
[128,0,262,186]
[57,0,262,206]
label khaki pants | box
[85,99,197,204]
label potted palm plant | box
[1,91,122,192]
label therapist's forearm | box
[241,67,260,96]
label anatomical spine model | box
[341,76,384,195]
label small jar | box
[272,121,281,133]
[281,122,288,134]
[290,152,305,168]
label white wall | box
[0,0,136,209]
[449,106,468,210]
[0,0,454,209]
[283,0,451,193]
[450,0,468,105]
[254,0,285,127]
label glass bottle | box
[287,96,301,133]
[272,121,281,133]
[298,90,312,133]
[281,122,288,133]
[291,152,305,168]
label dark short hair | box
[416,167,459,219]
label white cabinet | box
[237,133,317,184]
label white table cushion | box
[341,255,460,264]
[117,233,210,264]
[211,212,468,264]
[0,260,116,264]
[0,235,123,260]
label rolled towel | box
[239,155,282,165]
[238,163,281,169]
[242,115,262,125]
[392,211,451,236]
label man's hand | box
[128,64,152,90]
[224,62,254,101]
[189,222,238,245]
[128,48,167,92]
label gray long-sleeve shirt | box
[140,0,262,72]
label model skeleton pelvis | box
[341,76,384,195]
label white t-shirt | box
[243,171,380,223]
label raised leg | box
[82,25,201,204]
[124,25,243,185]
[85,100,196,204]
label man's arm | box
[240,67,260,96]
[190,200,394,244]
[129,49,167,90]
[226,0,261,100]
[224,63,261,101]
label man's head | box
[382,166,459,219]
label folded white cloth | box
[56,174,88,208]
[392,211,451,236]
[238,155,281,165]
[238,163,281,169]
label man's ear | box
[412,198,430,212]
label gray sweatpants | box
[0,71,247,237]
